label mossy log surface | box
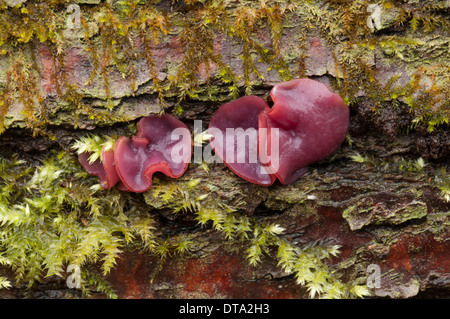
[0,0,448,299]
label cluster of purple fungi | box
[78,78,349,192]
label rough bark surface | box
[0,0,448,299]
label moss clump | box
[0,148,162,297]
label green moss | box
[0,148,159,295]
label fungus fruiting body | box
[209,78,349,186]
[78,114,192,192]
[114,114,192,192]
[78,79,348,189]
[260,78,349,184]
[208,95,276,186]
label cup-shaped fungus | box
[208,96,276,186]
[78,114,192,192]
[259,78,349,185]
[114,114,192,192]
[208,78,349,186]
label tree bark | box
[0,0,448,299]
